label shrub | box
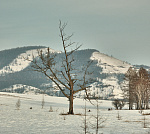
[16,98,21,110]
[112,99,125,110]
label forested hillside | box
[0,46,132,99]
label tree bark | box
[69,90,74,114]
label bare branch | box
[25,20,93,114]
[67,44,82,56]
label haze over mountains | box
[0,46,148,99]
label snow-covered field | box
[0,92,150,134]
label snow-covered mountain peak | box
[90,51,131,74]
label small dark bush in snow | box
[112,99,125,110]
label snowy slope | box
[87,51,132,99]
[0,47,133,99]
[0,92,149,134]
[0,48,61,75]
[91,51,131,74]
[1,84,43,94]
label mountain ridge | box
[0,46,143,99]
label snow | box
[0,48,131,100]
[90,51,131,74]
[0,48,61,75]
[77,76,124,100]
[0,92,150,134]
[1,84,42,94]
[88,51,132,99]
[102,76,124,99]
[0,49,131,75]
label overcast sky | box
[0,0,150,65]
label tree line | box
[124,67,150,110]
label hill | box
[0,46,132,99]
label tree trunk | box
[146,99,149,109]
[136,101,139,110]
[129,89,133,110]
[129,98,133,110]
[129,102,133,110]
[68,90,74,114]
[139,99,142,110]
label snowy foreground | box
[0,92,150,134]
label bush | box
[112,99,125,110]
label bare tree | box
[81,99,90,134]
[143,115,146,128]
[123,67,137,110]
[16,98,21,110]
[84,100,88,134]
[116,111,121,120]
[112,99,120,110]
[112,99,125,110]
[41,94,45,109]
[89,98,106,134]
[123,67,150,110]
[49,106,53,112]
[26,21,92,114]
